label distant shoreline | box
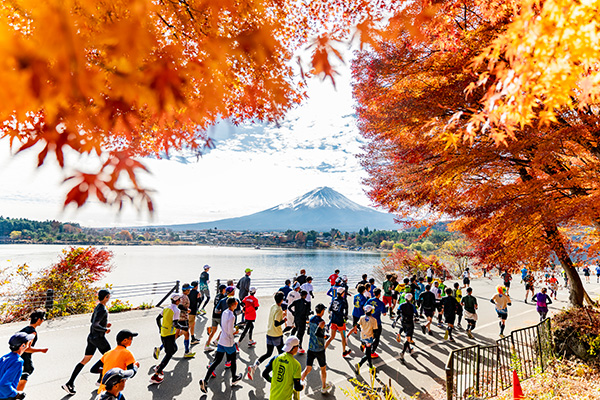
[0,241,390,255]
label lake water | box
[0,245,386,295]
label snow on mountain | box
[165,187,399,232]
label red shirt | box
[243,295,259,320]
[328,274,339,286]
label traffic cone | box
[513,370,524,399]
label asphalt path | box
[1,274,599,400]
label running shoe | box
[467,330,474,339]
[321,382,333,394]
[184,352,196,358]
[444,330,449,340]
[421,325,426,335]
[225,361,231,369]
[211,340,218,347]
[428,330,434,336]
[248,340,257,347]
[232,373,243,385]
[200,308,206,314]
[247,365,255,381]
[371,352,380,358]
[61,383,76,395]
[343,349,352,358]
[95,380,101,387]
[449,337,455,342]
[298,348,306,354]
[204,345,214,353]
[199,379,207,393]
[191,337,200,345]
[153,346,160,360]
[391,321,396,329]
[153,365,164,375]
[149,374,164,384]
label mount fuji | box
[167,187,399,232]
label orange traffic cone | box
[513,370,524,399]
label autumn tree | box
[353,3,600,306]
[295,231,306,246]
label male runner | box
[204,284,226,352]
[149,293,181,384]
[198,265,211,313]
[262,336,304,400]
[397,293,415,363]
[461,287,478,338]
[0,332,34,400]
[63,289,112,395]
[288,291,311,353]
[177,283,196,358]
[419,285,436,336]
[440,288,459,341]
[17,310,48,391]
[301,304,332,394]
[325,286,351,358]
[95,368,135,400]
[91,329,139,393]
[351,285,368,332]
[239,287,259,346]
[364,288,386,358]
[188,281,201,344]
[349,304,377,375]
[491,286,512,337]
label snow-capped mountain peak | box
[274,187,366,211]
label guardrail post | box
[175,280,180,293]
[45,289,54,311]
[475,345,480,397]
[156,281,179,308]
[216,279,221,293]
[445,352,454,400]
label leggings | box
[257,343,284,365]
[358,344,373,368]
[205,351,236,381]
[239,320,255,342]
[156,335,177,374]
[291,320,307,347]
[372,327,382,353]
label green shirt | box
[269,352,302,400]
[461,294,478,313]
[382,280,393,296]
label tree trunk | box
[545,225,584,307]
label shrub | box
[139,301,154,310]
[553,307,600,360]
[109,299,132,313]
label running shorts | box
[503,281,511,288]
[496,309,508,320]
[402,323,415,337]
[423,307,435,318]
[20,356,34,380]
[444,313,456,325]
[331,323,346,332]
[382,296,393,306]
[352,315,361,327]
[306,350,326,368]
[463,278,470,285]
[211,317,221,328]
[85,333,111,356]
[176,319,189,331]
[266,335,283,347]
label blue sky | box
[0,63,376,228]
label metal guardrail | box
[445,318,553,400]
[213,273,368,294]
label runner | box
[288,290,311,354]
[356,274,368,288]
[501,269,513,295]
[351,285,368,334]
[418,285,436,336]
[462,268,471,288]
[396,293,415,363]
[490,285,512,337]
[452,282,463,328]
[17,310,48,392]
[63,289,112,395]
[188,281,201,344]
[284,283,301,333]
[524,272,535,303]
[364,288,386,358]
[0,332,34,400]
[204,284,226,352]
[520,266,528,284]
[91,330,139,393]
[349,304,377,375]
[328,269,340,287]
[390,275,399,318]
[440,288,459,341]
[325,286,351,358]
[279,279,293,298]
[95,368,135,400]
[198,264,211,313]
[248,291,287,380]
[426,266,434,283]
[301,304,332,394]
[236,268,252,306]
[548,275,559,300]
[261,336,304,400]
[178,283,196,358]
[300,277,314,311]
[431,281,443,327]
[415,277,425,317]
[364,283,372,299]
[149,293,181,384]
[461,287,478,338]
[368,278,377,297]
[532,287,552,321]
[239,287,259,347]
[596,265,600,284]
[199,297,243,393]
[295,269,307,286]
[583,265,591,283]
[382,274,394,317]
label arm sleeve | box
[274,319,286,327]
[91,307,109,333]
[156,313,163,330]
[126,363,139,377]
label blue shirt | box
[365,298,386,327]
[0,352,23,398]
[352,293,368,318]
[308,316,326,352]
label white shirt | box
[287,290,301,305]
[300,283,314,302]
[427,268,433,278]
[463,271,470,279]
[218,309,236,347]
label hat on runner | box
[336,286,345,293]
[203,265,211,270]
[342,275,347,281]
[225,286,235,294]
[102,368,135,390]
[245,268,253,273]
[249,287,257,294]
[116,329,138,344]
[171,293,182,302]
[282,336,300,352]
[293,282,300,289]
[405,293,413,301]
[8,332,34,349]
[182,283,192,291]
[364,305,374,313]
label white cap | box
[336,286,345,293]
[249,287,257,293]
[364,304,374,313]
[171,293,182,301]
[405,293,413,301]
[282,336,300,352]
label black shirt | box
[329,295,348,325]
[296,274,307,285]
[212,293,225,318]
[289,298,311,321]
[441,296,459,315]
[20,325,37,362]
[90,303,109,335]
[420,291,436,309]
[399,302,415,324]
[189,289,200,314]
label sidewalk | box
[1,277,598,400]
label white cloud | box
[0,65,375,228]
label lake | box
[0,244,387,294]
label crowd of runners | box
[0,263,598,399]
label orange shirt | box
[98,346,136,392]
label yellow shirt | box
[267,304,284,337]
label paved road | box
[1,275,599,400]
